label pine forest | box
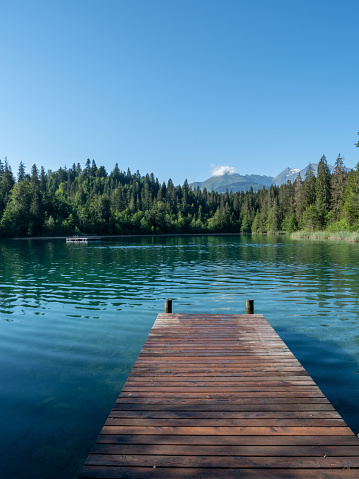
[1,152,359,238]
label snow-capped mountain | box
[190,163,337,193]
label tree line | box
[0,153,358,238]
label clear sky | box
[1,0,358,185]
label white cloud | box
[210,164,238,177]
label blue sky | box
[1,0,358,185]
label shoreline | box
[3,230,359,243]
[7,232,244,241]
[291,230,359,242]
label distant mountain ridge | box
[190,172,273,194]
[190,163,336,193]
[272,167,301,185]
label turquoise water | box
[0,235,359,478]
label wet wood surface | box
[79,313,359,478]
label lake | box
[0,234,359,478]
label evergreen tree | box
[40,166,47,192]
[0,159,15,219]
[29,164,44,235]
[91,159,97,176]
[278,181,294,226]
[30,164,40,188]
[83,158,91,177]
[251,211,260,233]
[29,189,43,235]
[282,212,297,233]
[182,179,189,214]
[1,151,358,237]
[342,163,359,226]
[301,204,319,231]
[315,155,331,229]
[17,161,26,182]
[166,179,176,210]
[303,163,316,207]
[241,214,251,233]
[267,202,279,232]
[293,173,305,224]
[0,181,31,236]
[331,154,347,222]
[141,175,151,211]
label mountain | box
[301,162,335,177]
[272,167,301,185]
[273,163,335,185]
[190,163,338,193]
[189,173,273,193]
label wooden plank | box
[91,444,359,456]
[96,434,359,446]
[123,380,318,386]
[112,403,338,411]
[109,411,342,419]
[100,425,353,435]
[80,466,359,478]
[79,313,359,478]
[104,418,347,427]
[126,376,314,381]
[86,454,359,467]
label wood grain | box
[79,313,359,478]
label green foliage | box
[0,153,359,237]
[267,203,279,233]
[282,213,297,233]
[303,163,316,207]
[294,173,305,224]
[300,204,319,231]
[240,214,251,233]
[331,154,348,222]
[315,155,331,229]
[341,164,359,227]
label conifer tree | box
[342,163,359,226]
[1,151,359,237]
[303,163,316,207]
[241,214,251,233]
[17,161,26,182]
[331,154,347,222]
[166,179,176,210]
[294,173,305,224]
[315,155,331,228]
[0,159,15,219]
[83,158,91,177]
[267,201,279,232]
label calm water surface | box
[0,235,359,478]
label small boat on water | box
[65,236,100,243]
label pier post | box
[165,299,173,313]
[246,299,254,314]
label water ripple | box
[1,235,359,478]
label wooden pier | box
[79,313,359,478]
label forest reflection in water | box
[0,234,358,478]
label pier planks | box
[79,313,359,478]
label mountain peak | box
[190,163,339,193]
[190,172,273,193]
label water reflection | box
[0,235,359,478]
